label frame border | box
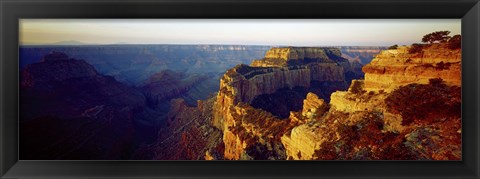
[1,0,479,178]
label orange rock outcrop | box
[362,44,461,92]
[281,43,461,160]
[213,47,349,159]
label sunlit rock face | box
[281,123,325,160]
[251,47,367,86]
[219,63,345,104]
[251,47,346,67]
[329,80,387,114]
[135,44,460,161]
[329,43,461,134]
[362,44,461,92]
[281,43,461,160]
[301,93,328,119]
[213,47,350,160]
[281,93,329,160]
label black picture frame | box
[1,0,479,178]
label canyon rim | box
[19,20,461,160]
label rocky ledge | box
[362,43,461,92]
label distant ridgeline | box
[19,45,271,85]
[335,46,386,64]
[19,45,384,85]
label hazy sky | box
[19,19,461,46]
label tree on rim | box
[422,31,451,44]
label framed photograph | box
[1,0,479,178]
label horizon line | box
[20,43,391,47]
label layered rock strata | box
[281,43,462,160]
[362,44,461,92]
[213,47,349,159]
[281,93,328,160]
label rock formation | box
[301,93,328,119]
[219,63,345,104]
[281,43,461,160]
[213,47,351,160]
[362,44,461,92]
[251,47,344,67]
[122,42,461,161]
[20,42,460,160]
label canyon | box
[213,47,351,159]
[19,45,272,85]
[20,45,381,85]
[20,45,381,115]
[20,52,162,159]
[150,43,460,160]
[20,43,459,160]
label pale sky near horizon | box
[19,19,461,46]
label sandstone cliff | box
[135,43,460,160]
[281,93,328,160]
[213,47,350,160]
[251,47,343,66]
[281,43,461,160]
[362,44,461,92]
[249,47,370,86]
[219,63,345,104]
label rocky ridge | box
[281,43,461,160]
[362,44,461,92]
